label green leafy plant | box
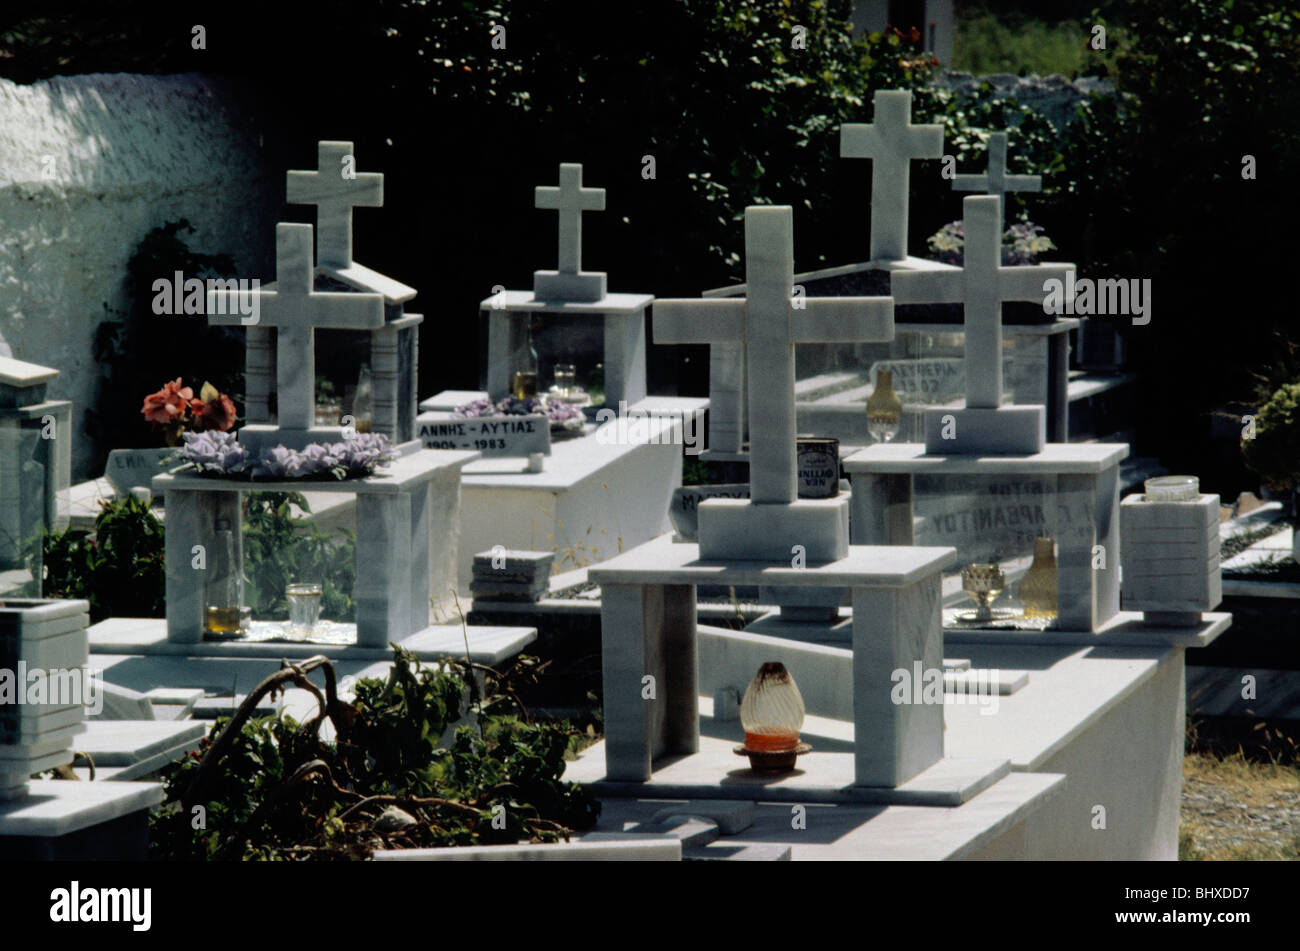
[149,648,599,860]
[42,495,165,622]
[1242,382,1300,495]
[241,492,355,621]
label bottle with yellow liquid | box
[204,519,245,639]
[866,368,903,443]
[1020,536,1059,620]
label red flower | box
[141,378,194,425]
[192,391,238,432]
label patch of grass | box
[1180,750,1300,861]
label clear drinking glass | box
[553,363,577,395]
[286,582,323,637]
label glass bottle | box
[352,363,374,433]
[513,328,539,399]
[1020,536,1059,620]
[204,518,244,638]
[866,368,903,443]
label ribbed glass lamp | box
[735,662,810,771]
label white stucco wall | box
[0,72,272,479]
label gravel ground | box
[1180,759,1300,860]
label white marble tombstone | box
[482,163,651,410]
[890,196,1073,454]
[0,357,72,588]
[226,141,423,447]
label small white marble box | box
[0,600,90,799]
[1120,494,1221,614]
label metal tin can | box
[796,436,839,498]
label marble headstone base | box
[923,405,1045,455]
[698,497,849,562]
[237,423,348,453]
[533,269,607,302]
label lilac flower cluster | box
[180,430,398,481]
[453,396,584,428]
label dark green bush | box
[150,648,599,860]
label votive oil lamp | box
[734,662,811,772]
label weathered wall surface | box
[0,72,273,479]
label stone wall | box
[0,72,273,480]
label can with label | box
[796,436,839,498]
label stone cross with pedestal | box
[890,195,1072,454]
[952,132,1041,229]
[209,223,385,452]
[585,206,973,797]
[656,206,894,560]
[533,162,607,302]
[286,140,383,269]
[221,141,423,447]
[841,89,945,262]
[483,162,652,409]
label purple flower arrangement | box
[454,396,585,430]
[179,430,398,481]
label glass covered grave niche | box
[249,316,421,444]
[912,470,1095,622]
[482,311,607,405]
[200,490,359,645]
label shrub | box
[1242,383,1300,494]
[149,648,599,860]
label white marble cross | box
[286,140,383,269]
[891,196,1069,409]
[655,206,893,503]
[952,132,1041,228]
[208,223,384,430]
[536,162,605,275]
[840,89,944,261]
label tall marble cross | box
[840,89,944,261]
[533,163,608,301]
[952,132,1041,229]
[286,140,383,269]
[655,206,894,503]
[208,223,384,431]
[892,196,1070,413]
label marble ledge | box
[703,254,962,298]
[87,617,537,665]
[0,780,164,838]
[153,448,480,495]
[843,441,1130,474]
[941,610,1231,649]
[480,289,653,314]
[320,261,417,304]
[588,534,954,588]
